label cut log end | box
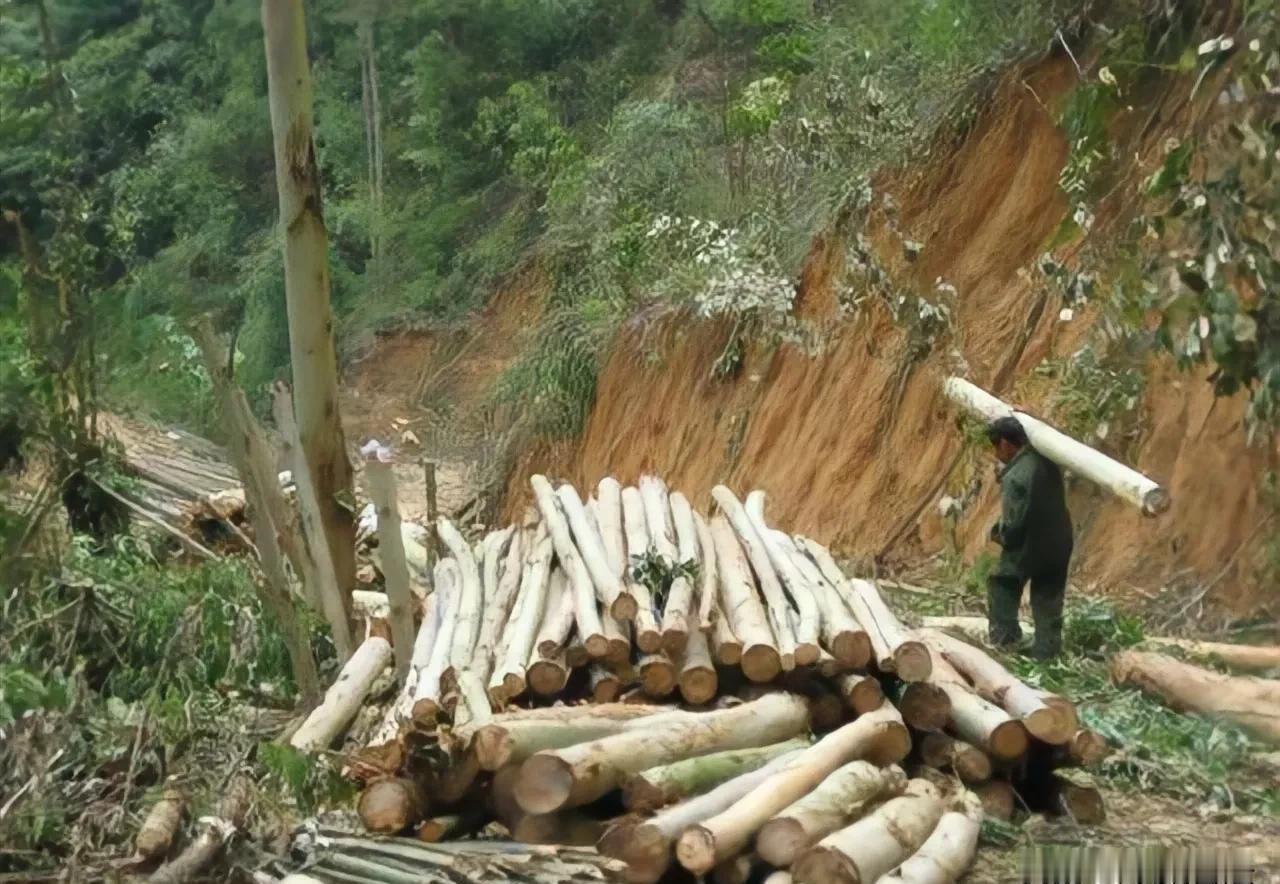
[527,659,568,697]
[473,725,514,771]
[1023,706,1072,746]
[831,632,873,669]
[975,779,1015,821]
[989,720,1030,761]
[674,825,719,876]
[613,822,671,883]
[741,644,783,683]
[611,593,639,621]
[840,674,884,715]
[757,817,809,868]
[893,641,932,683]
[640,656,677,697]
[662,628,689,657]
[792,846,860,884]
[866,720,913,766]
[1070,729,1110,767]
[358,778,423,835]
[900,682,950,732]
[514,753,575,815]
[636,628,663,654]
[1143,487,1171,516]
[794,641,821,667]
[679,668,719,706]
[1057,780,1106,824]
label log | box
[1049,771,1106,824]
[529,477,608,659]
[555,482,630,617]
[712,854,754,884]
[790,780,945,884]
[366,590,440,757]
[877,791,983,884]
[412,559,460,723]
[535,569,575,659]
[899,682,951,733]
[604,747,808,883]
[678,627,718,705]
[934,679,1028,761]
[692,510,718,630]
[662,490,700,654]
[514,692,810,814]
[744,493,821,663]
[776,531,870,667]
[639,651,678,698]
[1034,690,1080,735]
[135,786,185,861]
[292,636,393,752]
[837,673,884,715]
[710,600,744,666]
[673,701,910,875]
[471,526,518,685]
[361,444,418,680]
[471,706,692,771]
[491,531,553,703]
[451,669,493,731]
[919,630,1069,744]
[639,474,678,562]
[756,761,908,867]
[438,517,482,677]
[358,777,425,834]
[415,811,482,843]
[919,733,992,785]
[1068,728,1110,767]
[565,634,589,669]
[920,615,1022,647]
[944,376,1169,515]
[589,663,623,702]
[712,486,801,667]
[596,477,639,619]
[622,737,811,812]
[1142,637,1280,672]
[710,514,781,682]
[1111,650,1280,743]
[621,486,663,651]
[511,811,606,846]
[797,538,927,679]
[527,647,569,697]
[149,773,252,884]
[973,779,1015,821]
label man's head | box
[986,416,1028,464]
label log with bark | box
[622,737,812,812]
[790,779,946,884]
[918,733,992,785]
[1111,650,1280,744]
[944,376,1169,515]
[514,692,810,814]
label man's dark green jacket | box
[992,447,1073,576]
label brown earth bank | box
[353,55,1277,617]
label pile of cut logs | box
[290,474,1110,884]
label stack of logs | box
[290,474,1110,884]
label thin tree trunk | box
[261,0,357,598]
[362,445,416,680]
[531,476,606,656]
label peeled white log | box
[639,651,678,698]
[1111,650,1280,743]
[601,746,808,884]
[791,779,946,884]
[622,486,663,651]
[919,630,1068,744]
[471,706,692,770]
[673,700,910,875]
[692,510,718,630]
[530,476,607,658]
[933,676,1028,761]
[369,591,440,749]
[678,626,718,705]
[452,669,493,731]
[756,761,908,867]
[556,482,631,618]
[639,475,678,562]
[535,569,575,659]
[361,445,417,680]
[944,376,1168,515]
[712,486,801,667]
[744,492,821,663]
[491,532,553,703]
[438,518,482,677]
[351,590,391,620]
[596,477,638,619]
[877,791,983,884]
[472,527,521,687]
[291,637,393,752]
[412,559,460,724]
[710,598,744,666]
[777,531,870,667]
[710,514,781,682]
[663,491,700,654]
[514,692,810,814]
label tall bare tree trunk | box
[261,0,357,601]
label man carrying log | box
[985,417,1073,659]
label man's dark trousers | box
[987,447,1073,659]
